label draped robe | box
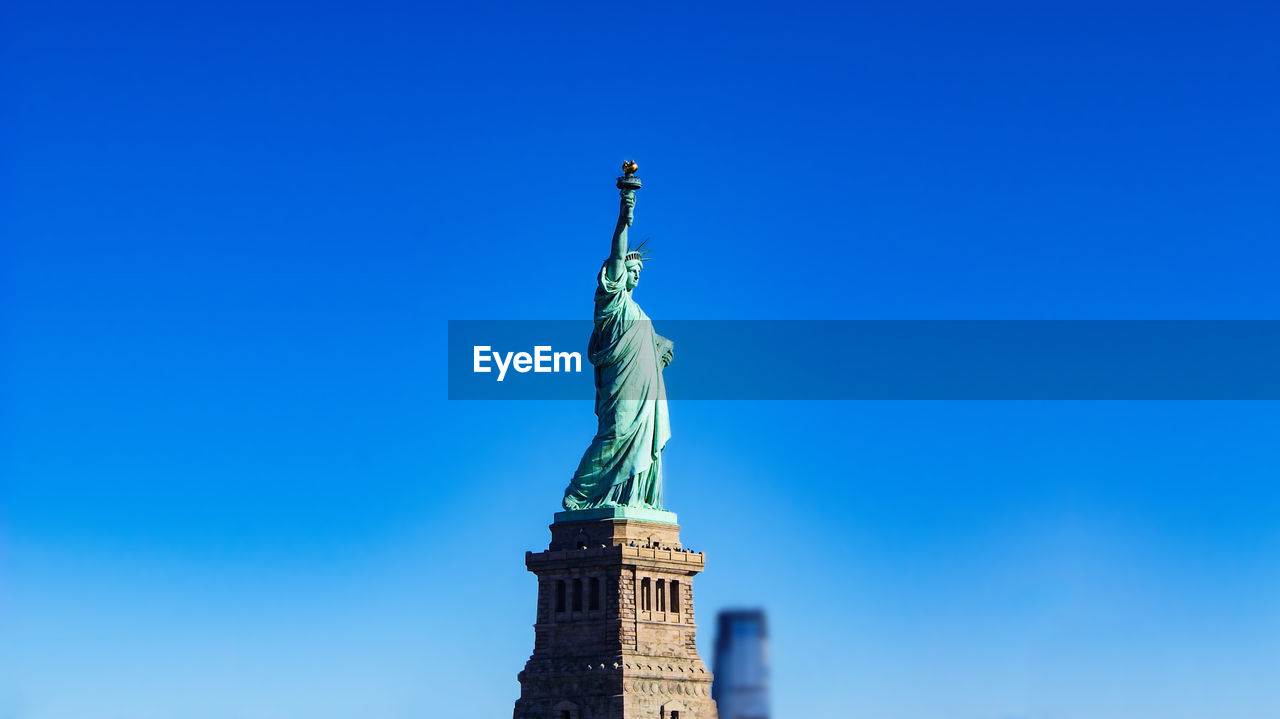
[562,265,670,510]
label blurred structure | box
[712,609,770,719]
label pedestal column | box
[514,511,718,719]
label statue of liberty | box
[562,162,674,511]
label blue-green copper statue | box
[562,162,675,511]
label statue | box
[562,162,675,511]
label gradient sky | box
[3,2,1279,718]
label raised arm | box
[605,189,636,282]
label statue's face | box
[626,263,641,290]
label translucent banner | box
[447,320,1280,399]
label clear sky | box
[3,1,1279,718]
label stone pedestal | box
[513,516,718,719]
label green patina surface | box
[561,165,676,513]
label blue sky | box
[3,1,1279,718]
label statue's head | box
[625,260,642,290]
[623,239,650,291]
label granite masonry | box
[513,517,718,719]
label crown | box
[624,238,651,265]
